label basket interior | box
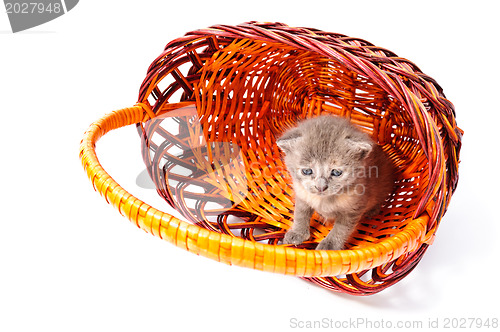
[140,37,429,250]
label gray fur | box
[278,115,395,250]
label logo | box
[4,0,78,33]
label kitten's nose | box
[315,184,328,192]
[315,178,328,192]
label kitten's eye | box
[301,168,313,176]
[331,169,343,177]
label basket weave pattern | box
[80,22,462,295]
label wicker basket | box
[80,22,462,295]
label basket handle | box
[79,103,430,277]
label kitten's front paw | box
[316,239,344,251]
[283,229,310,245]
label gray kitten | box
[277,115,395,250]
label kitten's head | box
[277,116,373,196]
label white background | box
[1,1,498,331]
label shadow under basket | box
[80,22,463,295]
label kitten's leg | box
[283,198,313,245]
[316,213,361,250]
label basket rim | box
[79,103,433,278]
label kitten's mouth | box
[312,191,330,196]
[308,188,340,196]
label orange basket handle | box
[79,103,430,278]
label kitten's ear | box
[347,138,373,160]
[277,128,302,153]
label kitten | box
[277,115,395,250]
